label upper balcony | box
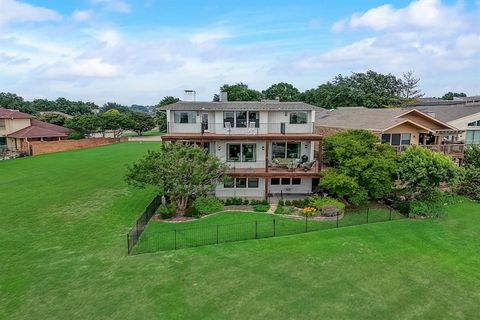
[164,121,322,142]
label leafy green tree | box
[128,112,156,136]
[320,130,398,205]
[303,70,404,108]
[441,92,467,100]
[125,143,229,215]
[262,82,301,101]
[401,71,424,99]
[98,109,134,138]
[0,92,36,114]
[100,102,130,113]
[38,113,68,126]
[457,168,480,201]
[464,145,480,169]
[398,146,463,196]
[155,96,180,132]
[64,114,99,135]
[217,83,262,101]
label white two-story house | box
[161,98,323,200]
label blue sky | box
[0,0,479,104]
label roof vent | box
[426,112,436,118]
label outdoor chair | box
[300,160,316,172]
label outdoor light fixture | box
[218,146,221,151]
[262,146,265,151]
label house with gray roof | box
[160,93,322,200]
[315,107,465,162]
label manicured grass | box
[135,208,404,253]
[1,143,480,319]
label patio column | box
[265,142,269,173]
[264,178,269,200]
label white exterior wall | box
[269,178,312,194]
[267,111,312,133]
[215,178,266,199]
[448,112,480,143]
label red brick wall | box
[29,138,128,155]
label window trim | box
[235,178,247,188]
[224,178,259,188]
[247,178,259,188]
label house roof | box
[413,105,480,122]
[160,101,317,111]
[0,108,34,119]
[7,119,73,138]
[404,98,465,107]
[315,107,455,132]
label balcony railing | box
[392,144,465,156]
[227,159,321,174]
[166,122,315,135]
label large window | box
[289,112,308,124]
[466,130,480,144]
[467,120,480,127]
[223,111,260,128]
[401,133,411,145]
[236,111,247,128]
[173,111,196,123]
[224,178,259,188]
[0,119,5,130]
[271,178,302,185]
[272,142,301,159]
[382,133,410,146]
[223,111,234,128]
[227,143,256,162]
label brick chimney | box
[275,96,280,102]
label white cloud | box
[337,0,464,32]
[189,30,231,44]
[69,58,118,77]
[91,0,130,13]
[0,0,61,25]
[72,10,92,22]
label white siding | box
[448,112,480,143]
[269,178,312,194]
[215,178,266,199]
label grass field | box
[135,209,405,253]
[1,142,480,319]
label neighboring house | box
[0,108,73,153]
[161,98,322,200]
[315,107,465,162]
[411,105,480,145]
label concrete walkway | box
[128,136,163,142]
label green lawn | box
[135,209,404,253]
[1,142,480,319]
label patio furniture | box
[300,160,316,172]
[270,158,300,170]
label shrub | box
[274,205,285,215]
[321,205,340,217]
[67,132,84,140]
[253,203,270,212]
[285,200,292,206]
[457,168,480,201]
[409,199,445,218]
[251,199,268,205]
[292,198,309,208]
[278,200,285,206]
[308,195,345,211]
[225,197,245,206]
[243,199,250,205]
[192,196,224,216]
[157,203,176,219]
[464,146,480,169]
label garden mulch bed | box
[152,214,195,222]
[223,205,253,211]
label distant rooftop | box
[0,108,34,119]
[160,101,318,111]
[414,105,480,122]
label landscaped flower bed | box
[274,195,346,220]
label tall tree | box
[320,130,398,205]
[441,92,467,100]
[262,82,301,101]
[100,102,130,113]
[98,109,134,138]
[401,71,424,99]
[218,83,262,101]
[303,71,404,108]
[64,114,100,136]
[398,146,462,196]
[155,96,180,132]
[129,112,156,136]
[125,143,229,215]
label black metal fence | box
[129,207,405,255]
[127,195,163,254]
